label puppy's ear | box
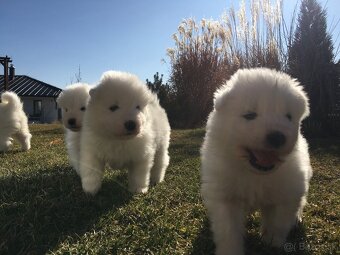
[214,84,233,111]
[89,87,97,98]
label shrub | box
[167,0,290,128]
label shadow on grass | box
[0,149,24,156]
[190,219,214,255]
[308,138,340,158]
[191,217,310,255]
[0,166,132,254]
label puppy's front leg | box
[206,201,245,255]
[79,150,105,195]
[128,159,153,194]
[13,132,31,151]
[0,138,12,151]
[262,202,301,247]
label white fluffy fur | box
[0,91,32,151]
[56,83,91,174]
[79,71,171,195]
[201,68,313,255]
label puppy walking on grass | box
[79,71,171,195]
[201,68,313,255]
[0,91,31,152]
[56,83,91,174]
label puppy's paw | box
[262,231,286,248]
[22,142,31,151]
[129,185,149,194]
[0,140,12,151]
[6,139,13,147]
[150,177,164,186]
[82,177,102,195]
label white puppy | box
[79,71,171,195]
[201,68,312,255]
[0,91,32,151]
[56,83,91,174]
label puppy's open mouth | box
[246,149,281,173]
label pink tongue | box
[252,150,278,167]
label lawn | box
[0,124,339,255]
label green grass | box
[0,124,339,255]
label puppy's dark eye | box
[286,113,292,121]
[80,106,86,111]
[243,112,257,120]
[136,105,141,110]
[109,105,119,112]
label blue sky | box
[0,0,339,89]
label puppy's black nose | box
[266,131,286,148]
[124,120,136,132]
[68,118,76,126]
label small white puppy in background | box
[79,71,171,195]
[0,91,32,152]
[201,68,313,255]
[56,83,91,174]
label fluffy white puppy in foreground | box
[201,68,313,255]
[79,71,170,195]
[56,83,91,174]
[0,91,32,152]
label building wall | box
[22,97,59,123]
